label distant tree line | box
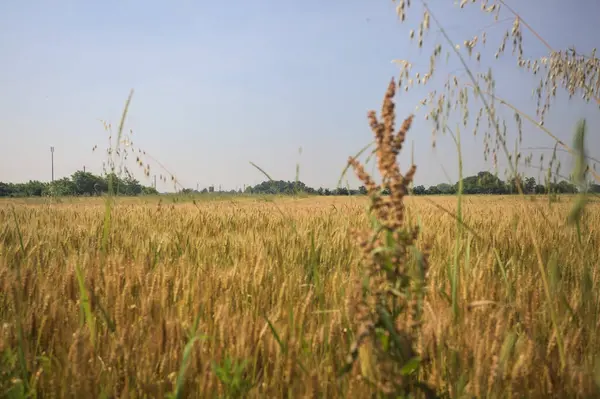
[0,170,158,197]
[411,171,600,195]
[243,180,368,196]
[4,170,599,198]
[239,172,600,196]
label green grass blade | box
[74,262,95,348]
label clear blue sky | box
[1,0,598,192]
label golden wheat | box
[1,193,599,398]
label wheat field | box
[1,194,599,398]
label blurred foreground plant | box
[342,78,436,398]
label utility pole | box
[83,165,86,173]
[50,146,55,182]
[154,175,157,188]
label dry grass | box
[1,191,599,398]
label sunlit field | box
[2,194,599,398]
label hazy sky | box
[1,0,598,192]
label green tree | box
[72,171,104,195]
[525,177,537,194]
[0,182,10,197]
[535,184,546,194]
[412,185,426,195]
[426,185,441,195]
[141,186,159,195]
[122,176,143,195]
[46,178,77,196]
[436,183,455,194]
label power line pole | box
[50,146,55,182]
[154,175,157,189]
